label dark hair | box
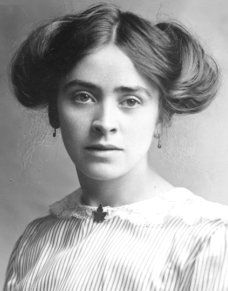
[10,3,219,128]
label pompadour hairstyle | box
[10,3,219,128]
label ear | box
[48,102,60,129]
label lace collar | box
[49,187,228,226]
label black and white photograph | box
[1,0,228,290]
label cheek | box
[126,110,158,144]
[128,127,154,155]
[59,110,89,145]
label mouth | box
[85,144,123,151]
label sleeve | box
[190,222,228,291]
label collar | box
[49,187,228,226]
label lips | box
[85,144,123,151]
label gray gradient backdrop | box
[1,0,228,288]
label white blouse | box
[4,187,228,290]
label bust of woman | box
[4,3,228,290]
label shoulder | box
[158,188,228,252]
[5,213,77,272]
[188,214,228,289]
[4,215,56,284]
[11,215,58,253]
[167,187,228,225]
[166,189,228,279]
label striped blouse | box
[4,187,228,291]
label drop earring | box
[157,135,162,149]
[53,128,57,137]
[154,132,162,149]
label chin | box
[78,163,128,181]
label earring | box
[154,132,161,149]
[53,128,57,137]
[157,136,162,149]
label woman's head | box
[11,3,219,130]
[57,44,161,180]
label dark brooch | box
[93,204,108,223]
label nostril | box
[93,124,103,133]
[92,120,117,134]
[110,128,117,133]
[92,122,105,135]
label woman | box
[4,3,228,290]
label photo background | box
[1,0,228,287]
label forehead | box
[63,44,158,94]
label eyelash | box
[120,97,141,108]
[71,91,95,103]
[71,91,142,108]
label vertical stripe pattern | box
[4,188,228,291]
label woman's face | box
[57,44,160,180]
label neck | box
[76,157,172,207]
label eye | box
[72,91,95,104]
[120,97,141,108]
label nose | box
[92,120,117,135]
[91,103,118,136]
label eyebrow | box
[62,79,152,97]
